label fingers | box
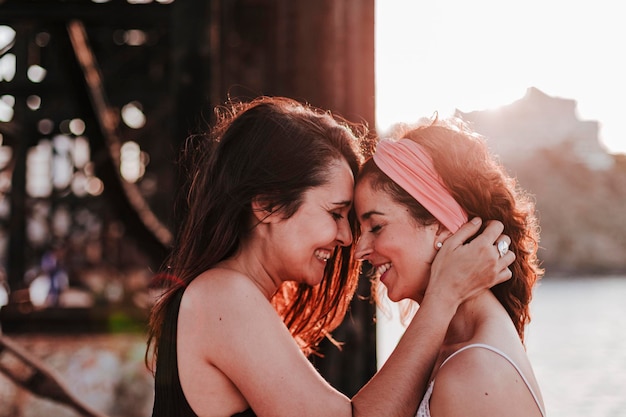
[443,217,486,248]
[495,233,511,248]
[496,263,514,285]
[433,218,515,298]
[468,220,515,287]
[443,218,505,251]
[494,232,514,278]
[497,250,515,282]
[426,218,516,307]
[496,237,510,258]
[476,220,505,245]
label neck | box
[218,238,280,300]
[443,290,503,347]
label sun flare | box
[375,0,626,154]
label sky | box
[375,0,626,155]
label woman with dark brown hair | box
[146,97,513,417]
[354,117,545,417]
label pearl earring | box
[435,242,443,250]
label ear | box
[251,196,277,224]
[434,222,453,245]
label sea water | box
[376,275,626,417]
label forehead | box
[354,178,391,216]
[308,158,355,200]
[355,180,421,230]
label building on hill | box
[456,87,615,170]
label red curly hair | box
[359,117,543,342]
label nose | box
[354,233,371,261]
[336,218,353,247]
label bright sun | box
[375,0,626,154]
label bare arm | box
[184,218,513,417]
[351,218,514,417]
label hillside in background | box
[459,88,626,276]
[511,147,626,275]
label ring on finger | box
[497,240,509,258]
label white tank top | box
[416,343,546,417]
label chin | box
[386,291,403,303]
[305,274,325,287]
[385,286,417,303]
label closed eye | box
[331,212,344,220]
[329,200,351,222]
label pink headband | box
[373,138,468,232]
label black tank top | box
[151,288,257,417]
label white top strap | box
[440,343,546,417]
[416,343,547,417]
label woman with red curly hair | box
[354,117,545,417]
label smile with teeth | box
[376,262,392,276]
[315,249,331,262]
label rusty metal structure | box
[0,0,377,410]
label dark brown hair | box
[146,97,366,367]
[358,117,542,342]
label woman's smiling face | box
[264,158,355,287]
[354,177,440,303]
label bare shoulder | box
[179,268,279,347]
[178,269,301,415]
[186,267,265,302]
[178,268,349,416]
[429,346,544,417]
